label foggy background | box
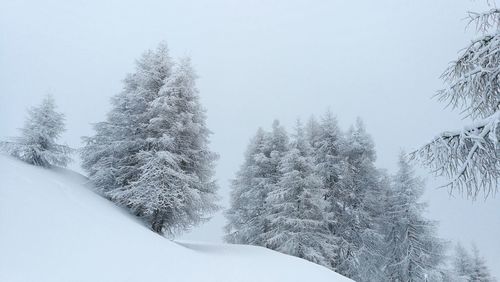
[1,0,498,276]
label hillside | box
[0,155,352,282]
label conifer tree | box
[312,112,344,198]
[470,245,496,282]
[265,120,333,265]
[452,243,497,282]
[309,112,345,270]
[225,128,271,244]
[342,119,385,281]
[266,120,290,185]
[454,243,474,281]
[82,43,218,235]
[1,95,71,167]
[225,121,288,245]
[305,116,322,151]
[81,43,172,193]
[383,153,446,281]
[226,114,458,282]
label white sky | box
[1,0,498,277]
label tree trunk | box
[151,209,164,235]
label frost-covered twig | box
[412,112,500,198]
[415,7,500,198]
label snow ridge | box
[0,155,352,282]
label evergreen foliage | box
[1,95,72,168]
[225,113,452,281]
[81,43,219,235]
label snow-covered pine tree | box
[453,243,474,281]
[305,116,322,150]
[113,150,189,234]
[257,120,289,246]
[110,58,218,235]
[309,111,345,270]
[383,153,447,282]
[1,95,71,167]
[82,43,218,235]
[225,128,271,244]
[326,119,364,279]
[452,243,497,282]
[225,120,289,246]
[265,120,334,266]
[266,120,290,185]
[158,57,219,219]
[81,43,172,193]
[413,8,500,198]
[469,245,496,282]
[341,119,386,282]
[364,171,396,282]
[312,111,344,197]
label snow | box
[0,155,352,282]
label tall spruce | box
[313,112,344,200]
[342,119,385,281]
[81,43,218,235]
[225,128,271,244]
[310,112,346,271]
[81,43,172,193]
[383,153,446,281]
[265,120,333,265]
[225,120,289,246]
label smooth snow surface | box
[0,155,352,282]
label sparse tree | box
[452,243,497,282]
[454,243,474,281]
[470,245,496,282]
[1,95,71,167]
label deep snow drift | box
[0,155,352,282]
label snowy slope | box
[0,155,352,282]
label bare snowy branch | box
[412,113,500,198]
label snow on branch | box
[437,9,500,120]
[411,112,500,199]
[467,9,500,33]
[415,7,500,198]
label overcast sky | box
[1,0,499,276]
